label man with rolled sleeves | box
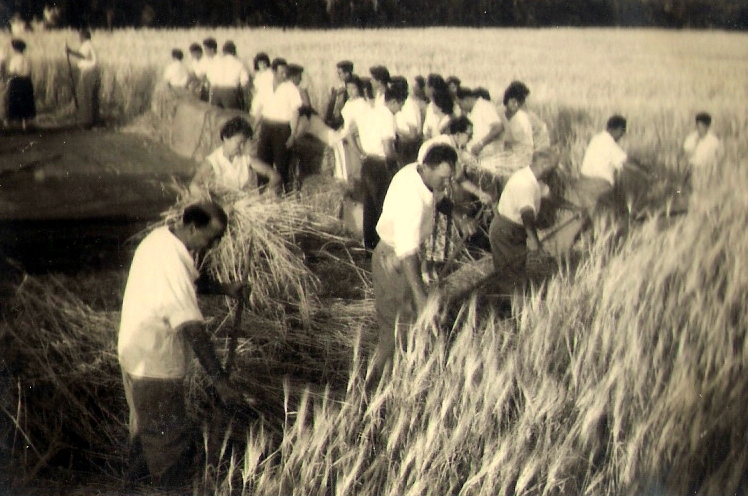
[118,202,245,489]
[367,144,459,391]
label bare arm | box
[249,155,282,195]
[189,160,214,196]
[470,122,504,156]
[286,110,300,148]
[521,208,542,251]
[400,253,428,313]
[383,138,397,162]
[181,321,244,405]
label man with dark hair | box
[366,144,459,391]
[390,76,423,165]
[550,115,647,255]
[683,111,723,174]
[489,148,559,293]
[253,58,303,192]
[207,40,249,110]
[163,48,189,90]
[355,87,406,251]
[118,201,245,489]
[324,60,354,129]
[193,37,218,102]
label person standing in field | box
[207,40,250,111]
[186,43,203,94]
[682,112,723,183]
[118,201,246,489]
[65,29,100,128]
[163,49,190,91]
[333,74,368,183]
[488,148,558,293]
[253,58,303,193]
[194,38,218,103]
[324,60,353,130]
[356,86,406,251]
[369,65,390,108]
[250,52,272,115]
[366,144,460,391]
[189,116,281,197]
[491,81,535,179]
[5,38,35,131]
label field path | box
[0,128,197,272]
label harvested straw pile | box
[156,188,349,329]
[0,276,125,485]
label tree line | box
[5,0,748,30]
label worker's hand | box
[214,376,247,407]
[527,238,541,252]
[222,282,247,300]
[475,190,493,205]
[454,214,478,237]
[285,135,295,149]
[469,141,484,156]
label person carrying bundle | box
[189,116,281,197]
[118,201,246,489]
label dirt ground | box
[0,127,198,273]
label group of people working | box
[120,49,724,490]
[0,29,99,130]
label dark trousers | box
[361,156,397,251]
[489,214,529,292]
[258,120,293,191]
[122,372,196,488]
[210,86,243,111]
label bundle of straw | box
[156,189,348,329]
[0,276,125,485]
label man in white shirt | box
[118,202,244,488]
[551,115,647,256]
[391,76,423,165]
[356,86,406,251]
[683,112,723,179]
[65,29,100,128]
[489,148,558,293]
[163,49,190,90]
[194,37,218,102]
[208,40,250,111]
[367,144,458,391]
[254,58,303,192]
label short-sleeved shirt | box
[396,96,423,139]
[340,97,370,136]
[208,54,249,88]
[118,227,203,379]
[580,130,627,186]
[260,81,303,123]
[253,69,274,96]
[77,40,97,71]
[497,166,543,226]
[7,53,30,77]
[163,60,190,88]
[194,55,216,80]
[422,102,450,139]
[683,130,722,169]
[358,105,396,158]
[468,97,502,146]
[206,147,257,191]
[505,109,534,151]
[377,163,434,259]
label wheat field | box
[2,27,747,495]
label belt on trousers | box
[261,118,291,126]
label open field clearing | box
[1,27,747,495]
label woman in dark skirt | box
[6,38,35,130]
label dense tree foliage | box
[3,0,748,30]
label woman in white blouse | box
[189,116,281,197]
